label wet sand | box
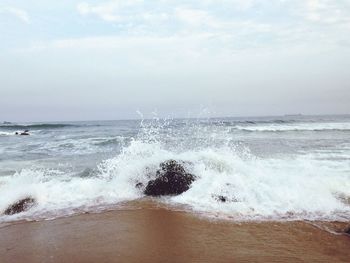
[0,208,349,263]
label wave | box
[27,136,126,155]
[92,136,127,146]
[234,122,350,132]
[0,123,77,130]
[0,139,349,223]
[0,131,15,136]
[212,119,293,126]
[1,118,349,223]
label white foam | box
[0,167,140,221]
[235,122,350,131]
[172,148,350,220]
[0,131,15,136]
[28,136,126,155]
[0,138,349,222]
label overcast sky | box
[0,0,350,121]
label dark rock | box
[135,182,144,189]
[144,160,195,196]
[215,195,227,202]
[4,197,36,215]
[213,194,239,203]
[345,227,350,235]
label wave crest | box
[1,139,349,222]
[0,123,77,130]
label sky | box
[0,0,350,122]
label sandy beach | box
[1,206,349,263]
[2,0,350,261]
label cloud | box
[75,1,274,39]
[75,1,350,32]
[77,2,120,22]
[0,6,30,24]
[299,0,350,25]
[9,0,350,54]
[175,8,212,27]
[228,0,257,11]
[2,1,350,120]
[77,0,144,22]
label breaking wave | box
[234,122,350,132]
[0,143,349,222]
[0,123,77,130]
[0,131,15,136]
[0,118,349,223]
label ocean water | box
[0,115,349,222]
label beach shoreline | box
[1,207,349,263]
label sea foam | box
[0,118,349,222]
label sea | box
[0,115,349,223]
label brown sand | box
[0,208,349,263]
